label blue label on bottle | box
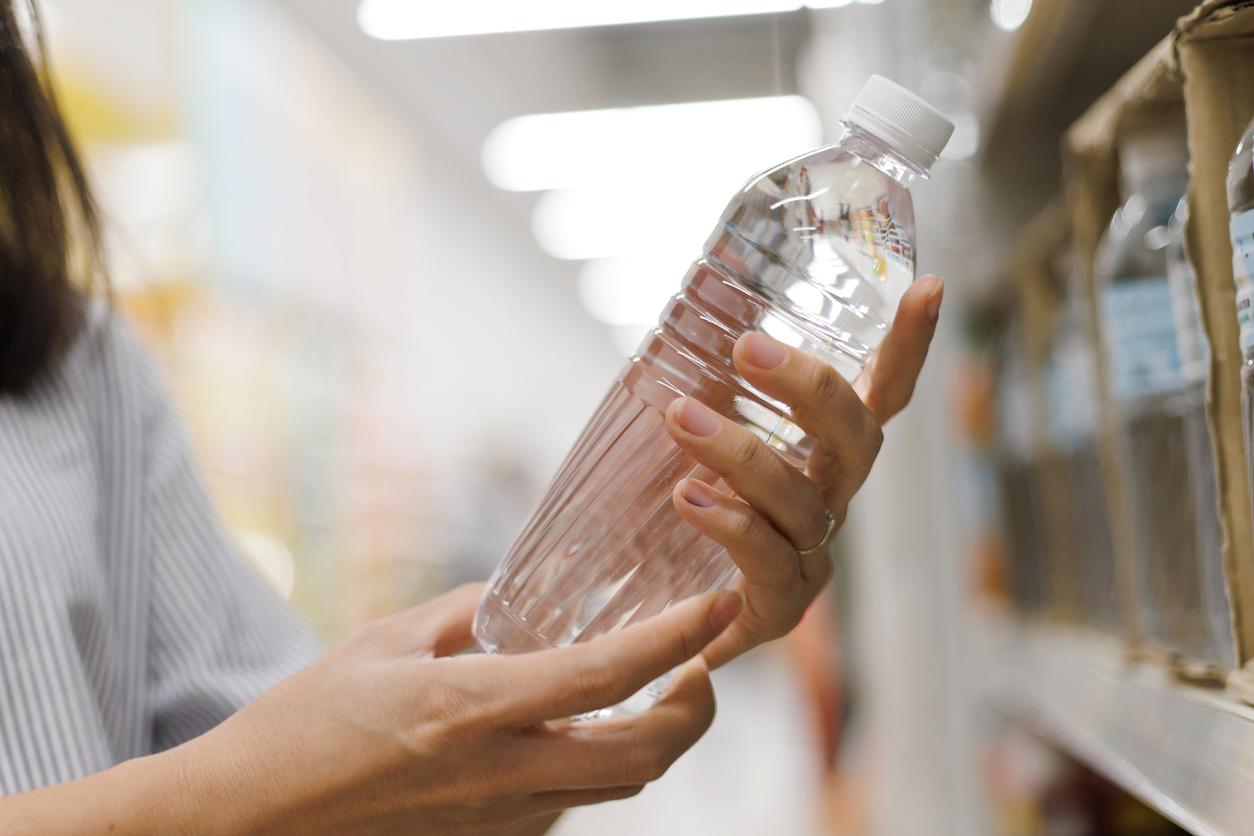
[1231,209,1254,353]
[1099,276,1184,401]
[1044,324,1098,449]
[1166,239,1210,387]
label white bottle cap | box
[845,75,955,172]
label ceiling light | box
[483,95,822,192]
[806,0,884,7]
[359,0,802,40]
[533,185,735,261]
[360,0,888,41]
[990,0,1032,31]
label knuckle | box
[802,508,830,548]
[863,413,885,455]
[352,617,398,652]
[424,677,484,734]
[806,361,846,408]
[631,743,674,783]
[762,556,800,591]
[662,621,697,665]
[727,506,760,543]
[729,430,762,471]
[689,680,717,734]
[573,659,618,707]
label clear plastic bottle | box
[474,77,953,673]
[1166,198,1234,667]
[1228,115,1254,565]
[996,326,1049,615]
[1094,126,1225,665]
[1042,267,1119,630]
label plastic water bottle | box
[1095,126,1224,666]
[1165,198,1233,667]
[1042,266,1118,630]
[996,326,1049,615]
[1229,115,1254,554]
[474,77,953,683]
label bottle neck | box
[839,121,929,187]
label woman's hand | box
[2,584,741,836]
[176,583,741,834]
[665,275,943,668]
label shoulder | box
[51,304,172,433]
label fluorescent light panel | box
[484,95,822,192]
[533,187,727,261]
[360,0,886,40]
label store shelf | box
[978,0,1198,159]
[984,621,1254,836]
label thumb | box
[367,583,485,657]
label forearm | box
[0,747,204,835]
[0,728,274,836]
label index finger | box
[854,274,943,423]
[486,589,742,724]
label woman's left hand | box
[665,274,943,668]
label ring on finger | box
[795,510,838,555]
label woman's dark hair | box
[0,0,105,394]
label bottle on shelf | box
[996,322,1050,616]
[474,76,953,709]
[1165,198,1234,667]
[1094,124,1230,670]
[1228,114,1254,567]
[1041,260,1120,631]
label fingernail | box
[924,276,944,323]
[677,398,720,437]
[681,478,718,508]
[708,590,743,631]
[741,332,787,370]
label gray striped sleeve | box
[123,326,322,752]
[0,314,322,792]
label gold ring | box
[796,510,838,555]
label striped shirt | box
[0,311,321,794]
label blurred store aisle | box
[556,648,825,836]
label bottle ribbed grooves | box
[709,221,879,366]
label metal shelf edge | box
[982,620,1254,836]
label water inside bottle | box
[475,134,918,659]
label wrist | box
[100,745,225,835]
[164,724,273,835]
[99,727,263,836]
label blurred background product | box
[1230,116,1254,544]
[1164,196,1234,669]
[1044,253,1120,631]
[36,0,1254,832]
[1092,124,1230,672]
[994,319,1050,617]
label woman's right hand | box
[170,584,741,834]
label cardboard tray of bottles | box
[1062,0,1254,695]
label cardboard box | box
[1062,0,1254,685]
